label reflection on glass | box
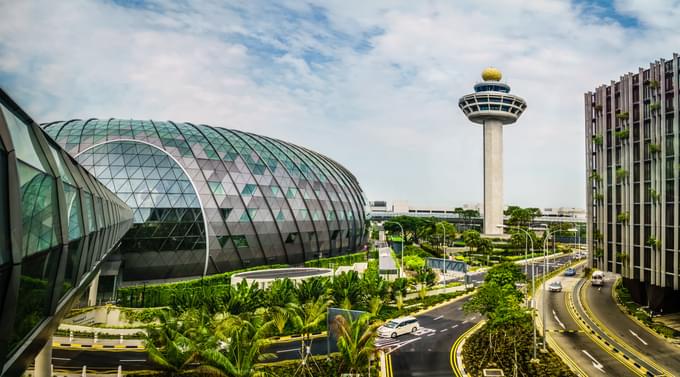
[8,248,59,353]
[0,145,9,265]
[2,105,49,172]
[64,183,82,241]
[17,161,57,256]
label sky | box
[1,0,680,209]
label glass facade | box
[0,90,133,375]
[43,119,367,281]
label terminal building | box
[586,53,680,311]
[43,120,367,284]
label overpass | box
[0,89,133,376]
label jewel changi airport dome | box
[43,120,367,281]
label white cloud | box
[1,0,679,209]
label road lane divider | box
[578,280,670,376]
[52,341,144,350]
[565,288,660,377]
[450,320,485,377]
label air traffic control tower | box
[459,68,527,235]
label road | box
[388,295,476,377]
[387,252,578,377]
[540,266,636,376]
[52,348,149,371]
[50,253,579,373]
[582,273,680,375]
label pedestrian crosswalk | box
[375,327,436,349]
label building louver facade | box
[0,90,133,375]
[43,119,367,281]
[586,53,680,311]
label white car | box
[378,316,420,338]
[548,280,563,292]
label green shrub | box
[117,264,287,307]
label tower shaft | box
[483,120,503,235]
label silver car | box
[548,280,563,292]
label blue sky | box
[1,0,680,208]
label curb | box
[53,341,144,350]
[450,320,485,377]
[410,290,475,317]
[565,288,661,377]
[269,331,327,343]
[611,277,680,344]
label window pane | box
[0,144,9,265]
[2,105,49,172]
[64,183,82,240]
[8,248,59,353]
[18,161,58,256]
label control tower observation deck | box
[458,68,527,235]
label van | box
[591,270,605,286]
[378,316,420,338]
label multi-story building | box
[586,53,680,311]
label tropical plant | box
[615,128,629,140]
[390,277,409,300]
[616,111,630,120]
[484,262,525,288]
[288,295,331,373]
[649,143,661,155]
[647,237,661,250]
[616,168,629,181]
[650,102,661,111]
[225,280,264,315]
[332,313,379,374]
[617,212,630,223]
[649,79,660,89]
[594,104,603,112]
[145,309,212,376]
[649,188,661,203]
[264,278,296,310]
[594,193,604,202]
[589,172,602,183]
[331,271,364,310]
[295,277,330,304]
[202,314,276,377]
[462,229,481,254]
[593,135,603,146]
[411,267,436,299]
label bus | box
[591,270,605,286]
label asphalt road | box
[50,253,580,373]
[541,268,636,376]
[388,295,476,377]
[583,273,680,375]
[52,349,150,371]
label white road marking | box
[52,357,71,361]
[427,333,435,337]
[275,348,299,354]
[552,309,566,329]
[581,350,605,373]
[120,359,146,362]
[451,325,459,329]
[629,329,648,345]
[385,337,422,355]
[440,328,448,333]
[433,315,444,321]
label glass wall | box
[0,90,133,375]
[43,119,367,281]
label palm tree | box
[331,271,363,310]
[411,267,436,300]
[288,295,331,373]
[294,276,330,304]
[201,314,276,377]
[332,313,379,374]
[145,309,208,376]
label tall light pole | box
[499,224,537,360]
[438,222,447,283]
[384,221,404,278]
[541,226,578,352]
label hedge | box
[117,264,288,307]
[304,251,367,268]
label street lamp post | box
[438,223,447,284]
[384,221,404,278]
[541,226,578,352]
[499,224,536,360]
